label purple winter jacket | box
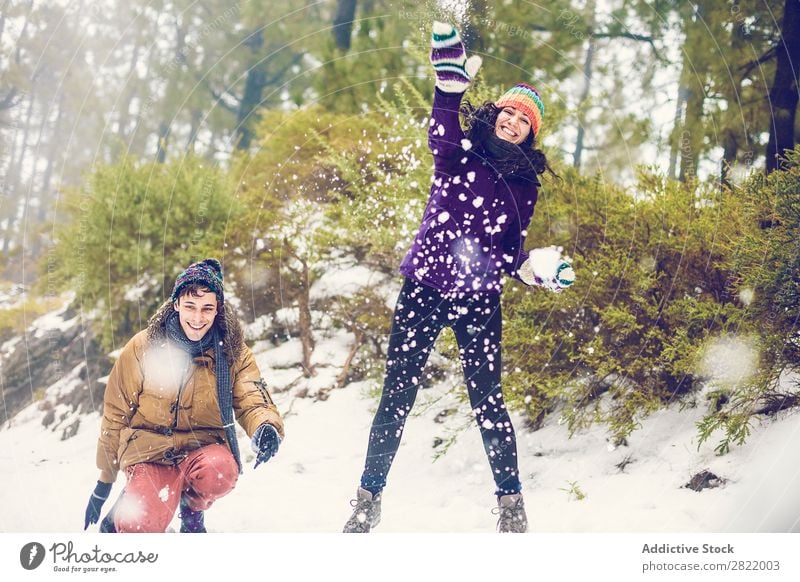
[399,88,540,295]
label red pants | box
[114,444,238,533]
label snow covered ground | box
[3,264,800,534]
[2,324,800,533]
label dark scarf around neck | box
[478,134,541,184]
[165,311,242,474]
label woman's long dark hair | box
[460,100,556,182]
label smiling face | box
[495,106,532,144]
[173,287,218,341]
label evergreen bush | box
[46,156,238,350]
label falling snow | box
[700,335,759,385]
[142,345,190,397]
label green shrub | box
[697,148,800,454]
[45,156,239,350]
[502,168,749,442]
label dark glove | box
[251,423,282,469]
[84,481,113,530]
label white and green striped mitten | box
[430,21,482,94]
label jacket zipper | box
[171,358,193,428]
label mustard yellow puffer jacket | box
[96,313,283,483]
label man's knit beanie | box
[171,258,224,302]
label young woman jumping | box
[343,21,572,534]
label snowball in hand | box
[518,245,575,291]
[528,246,563,279]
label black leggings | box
[359,277,522,496]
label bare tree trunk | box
[720,128,738,188]
[0,0,9,46]
[0,191,15,256]
[116,38,143,145]
[337,329,365,387]
[573,32,596,169]
[2,90,34,254]
[156,121,170,163]
[572,2,596,170]
[463,0,486,52]
[681,3,710,183]
[41,91,65,202]
[236,66,264,151]
[187,108,202,152]
[31,90,65,258]
[0,120,19,254]
[678,5,709,183]
[668,84,687,180]
[297,257,316,377]
[670,2,711,183]
[679,84,704,182]
[17,89,39,266]
[720,0,749,187]
[12,92,34,173]
[14,0,33,66]
[766,0,800,173]
[283,237,316,377]
[332,0,357,51]
[235,29,266,151]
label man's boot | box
[179,494,207,533]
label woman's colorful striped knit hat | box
[495,83,545,137]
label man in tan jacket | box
[84,258,284,533]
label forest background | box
[1,0,799,456]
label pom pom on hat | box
[495,83,545,137]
